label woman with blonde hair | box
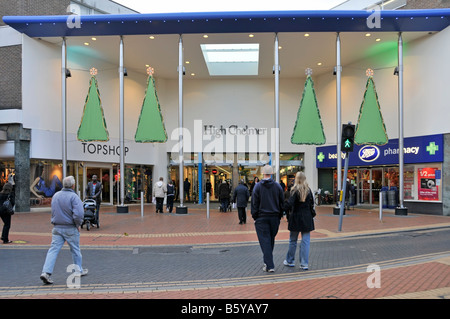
[283,171,315,270]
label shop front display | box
[317,134,444,209]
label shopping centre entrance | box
[168,152,304,202]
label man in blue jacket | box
[251,165,284,273]
[40,176,87,285]
[232,180,250,224]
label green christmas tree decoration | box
[354,69,388,145]
[135,67,167,143]
[77,68,109,142]
[291,68,326,145]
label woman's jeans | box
[285,231,310,268]
[42,226,83,274]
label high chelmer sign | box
[316,134,443,168]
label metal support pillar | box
[61,37,67,179]
[336,32,342,207]
[274,33,280,182]
[338,152,349,231]
[176,35,187,214]
[396,32,408,216]
[117,35,128,213]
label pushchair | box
[81,198,99,231]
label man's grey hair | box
[63,176,76,188]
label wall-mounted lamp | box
[393,66,399,76]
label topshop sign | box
[316,134,443,168]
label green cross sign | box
[317,152,325,162]
[426,142,439,155]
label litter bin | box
[387,187,397,209]
[381,186,388,208]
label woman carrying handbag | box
[283,172,315,270]
[0,183,15,244]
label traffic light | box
[341,123,355,152]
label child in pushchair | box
[81,198,99,231]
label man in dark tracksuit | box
[232,180,250,224]
[251,165,284,273]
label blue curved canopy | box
[3,9,450,38]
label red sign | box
[418,167,439,201]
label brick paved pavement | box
[1,202,449,301]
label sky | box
[113,0,347,13]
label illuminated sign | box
[316,134,443,168]
[358,145,380,162]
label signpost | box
[338,122,355,231]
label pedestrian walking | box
[0,183,15,244]
[205,179,212,198]
[251,165,284,273]
[153,177,167,213]
[40,176,87,285]
[218,180,231,212]
[184,178,191,202]
[85,174,102,224]
[232,180,250,224]
[249,176,259,195]
[283,171,315,270]
[166,180,175,213]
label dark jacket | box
[251,178,284,220]
[167,184,175,197]
[218,182,231,199]
[85,181,102,200]
[232,184,250,207]
[284,188,315,233]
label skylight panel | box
[201,43,260,76]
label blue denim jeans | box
[220,198,229,212]
[285,231,310,268]
[254,216,280,269]
[42,226,83,274]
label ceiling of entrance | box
[44,31,430,79]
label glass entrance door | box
[83,164,113,205]
[358,169,371,204]
[357,168,383,205]
[371,168,383,204]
